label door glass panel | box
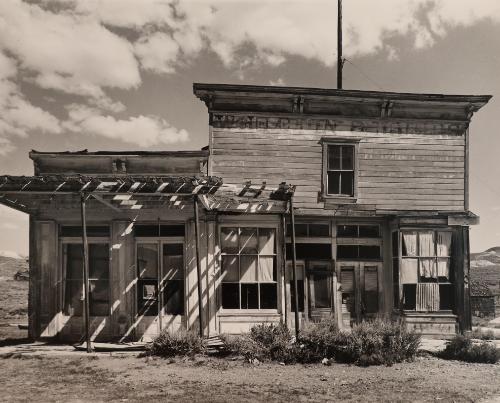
[364,266,378,314]
[163,243,184,315]
[313,272,331,308]
[137,243,158,316]
[341,268,355,315]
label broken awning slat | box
[0,175,223,195]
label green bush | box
[439,335,499,364]
[148,329,206,357]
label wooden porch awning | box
[0,175,295,214]
[0,174,223,213]
[202,181,295,213]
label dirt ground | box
[1,259,500,402]
[0,352,499,402]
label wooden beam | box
[193,196,204,337]
[80,193,92,353]
[91,194,122,212]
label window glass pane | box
[221,283,239,309]
[259,256,275,282]
[342,146,354,169]
[420,258,437,280]
[134,224,185,237]
[66,244,83,280]
[163,243,183,280]
[340,172,354,195]
[403,284,416,310]
[402,232,418,257]
[313,272,331,308]
[60,226,110,237]
[439,284,454,310]
[287,243,332,260]
[137,243,158,279]
[359,225,379,238]
[290,280,305,312]
[221,227,239,254]
[241,283,259,309]
[327,171,340,195]
[260,284,277,309]
[240,256,258,282]
[138,279,158,316]
[328,145,341,170]
[240,228,258,254]
[341,268,355,292]
[401,258,418,284]
[309,223,330,237]
[89,244,109,280]
[359,245,380,259]
[337,225,358,238]
[294,224,308,237]
[341,146,354,170]
[258,228,275,254]
[337,245,358,259]
[419,231,435,256]
[221,255,239,282]
[89,279,109,316]
[164,280,184,315]
[437,232,452,257]
[437,258,450,280]
[364,267,378,314]
[64,280,82,316]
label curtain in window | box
[419,231,435,256]
[400,258,418,284]
[259,257,274,282]
[402,232,418,256]
[437,232,452,278]
[420,258,437,279]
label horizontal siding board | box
[211,127,465,212]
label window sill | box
[218,310,280,317]
[320,195,357,204]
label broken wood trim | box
[91,194,122,212]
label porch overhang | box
[0,174,223,214]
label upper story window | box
[322,142,357,198]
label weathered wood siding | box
[210,129,465,211]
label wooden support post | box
[193,196,204,338]
[157,218,163,333]
[281,214,288,325]
[465,227,472,331]
[80,193,92,353]
[289,197,300,338]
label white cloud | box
[65,104,189,147]
[134,32,180,74]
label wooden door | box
[338,262,381,325]
[308,261,334,322]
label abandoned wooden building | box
[0,83,491,342]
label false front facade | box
[0,84,491,341]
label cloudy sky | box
[1,0,500,256]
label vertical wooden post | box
[157,218,163,333]
[337,0,343,89]
[465,227,472,331]
[80,193,91,353]
[289,197,300,338]
[281,214,288,325]
[193,196,204,338]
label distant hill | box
[471,247,500,294]
[0,254,28,323]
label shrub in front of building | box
[439,335,499,364]
[148,329,206,357]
